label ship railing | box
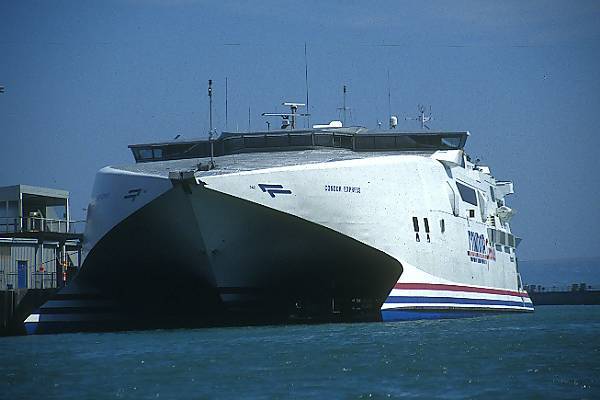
[0,217,85,234]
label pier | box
[0,185,83,335]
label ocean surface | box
[1,306,599,399]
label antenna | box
[337,85,351,126]
[248,106,251,132]
[405,104,433,130]
[387,70,398,129]
[343,85,346,126]
[304,42,310,129]
[208,79,213,132]
[262,102,309,130]
[225,77,228,131]
[387,69,391,119]
[208,79,215,168]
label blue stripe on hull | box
[382,310,487,321]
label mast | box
[304,43,310,128]
[208,79,213,132]
[208,79,214,168]
[343,85,347,126]
[337,85,350,126]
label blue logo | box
[124,188,142,201]
[258,184,292,198]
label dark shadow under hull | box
[29,183,403,334]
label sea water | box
[1,305,599,399]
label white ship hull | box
[25,130,532,334]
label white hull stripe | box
[382,303,533,311]
[383,296,533,310]
[388,289,533,304]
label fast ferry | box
[24,105,532,333]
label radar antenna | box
[405,105,433,130]
[262,102,310,130]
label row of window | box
[412,217,447,242]
[456,181,498,207]
[409,217,517,254]
[495,244,514,254]
[488,228,517,248]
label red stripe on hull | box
[394,283,530,298]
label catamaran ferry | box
[24,105,532,333]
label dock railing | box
[0,272,17,290]
[0,217,85,235]
[31,272,57,289]
[0,272,58,290]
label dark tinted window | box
[456,182,478,206]
[138,149,153,160]
[424,218,430,233]
[498,231,506,245]
[508,234,515,248]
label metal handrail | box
[0,217,85,234]
[0,272,58,290]
[31,272,57,289]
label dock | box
[0,184,83,336]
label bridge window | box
[456,182,478,206]
[138,148,153,160]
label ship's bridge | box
[129,129,469,164]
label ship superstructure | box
[25,127,532,333]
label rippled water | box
[1,306,599,399]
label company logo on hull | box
[258,184,292,198]
[467,230,496,264]
[123,188,142,201]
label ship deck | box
[113,148,438,178]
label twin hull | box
[26,153,533,333]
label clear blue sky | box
[1,1,599,261]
